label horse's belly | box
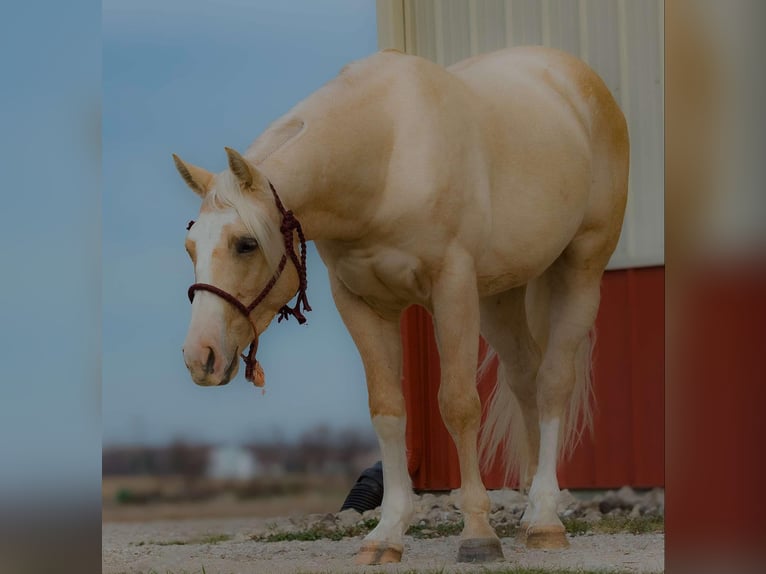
[329,247,430,314]
[476,174,591,295]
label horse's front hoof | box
[525,525,569,549]
[355,541,403,565]
[457,537,504,563]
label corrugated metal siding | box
[401,267,665,490]
[378,0,664,269]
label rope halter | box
[186,181,311,386]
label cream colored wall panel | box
[619,0,664,266]
[583,0,622,102]
[474,0,507,54]
[438,0,472,65]
[404,0,438,62]
[546,0,581,54]
[376,0,406,52]
[508,0,543,46]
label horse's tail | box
[478,353,531,486]
[479,280,596,488]
[562,329,596,459]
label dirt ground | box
[103,516,663,574]
[103,485,664,573]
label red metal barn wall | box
[401,266,664,490]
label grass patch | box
[594,514,664,534]
[196,533,233,544]
[132,533,233,547]
[562,518,591,536]
[407,520,463,539]
[493,523,520,538]
[151,540,189,546]
[254,514,663,543]
[562,514,664,536]
[296,569,657,574]
[260,518,379,542]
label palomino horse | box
[176,46,628,564]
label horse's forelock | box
[206,170,283,271]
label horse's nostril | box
[204,347,216,375]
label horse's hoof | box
[525,525,569,549]
[457,537,504,563]
[516,521,530,543]
[355,541,403,565]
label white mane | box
[207,170,283,271]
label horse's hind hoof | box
[355,541,403,565]
[525,525,569,549]
[457,537,504,563]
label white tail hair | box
[478,328,596,488]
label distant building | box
[206,444,260,480]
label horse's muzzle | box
[183,344,238,386]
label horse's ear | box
[172,154,213,197]
[224,147,259,189]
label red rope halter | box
[187,181,311,385]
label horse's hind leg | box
[523,257,602,549]
[432,250,503,563]
[328,275,411,565]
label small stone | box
[362,508,381,521]
[336,508,361,529]
[599,490,621,513]
[488,489,526,511]
[420,492,437,507]
[319,512,337,528]
[434,493,452,510]
[428,507,456,525]
[617,486,641,507]
[582,509,603,523]
[289,516,308,531]
[249,524,271,538]
[629,504,642,518]
[646,488,665,509]
[304,513,326,526]
[556,489,578,513]
[269,517,294,533]
[583,499,601,511]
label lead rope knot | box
[275,204,311,325]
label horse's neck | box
[249,83,390,242]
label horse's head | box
[174,148,305,387]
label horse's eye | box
[235,237,258,255]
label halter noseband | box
[187,181,311,386]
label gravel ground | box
[103,488,664,574]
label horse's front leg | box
[431,250,504,563]
[328,275,411,565]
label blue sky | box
[103,1,379,446]
[0,0,100,494]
